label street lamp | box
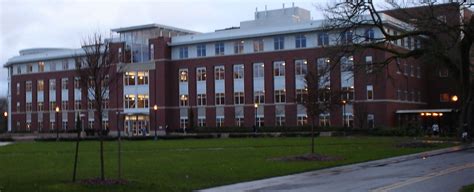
[3,112,7,133]
[153,104,158,141]
[254,103,259,133]
[341,100,347,129]
[55,106,60,141]
[451,95,458,102]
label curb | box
[199,143,474,192]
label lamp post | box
[3,112,7,133]
[153,104,158,141]
[55,106,60,141]
[341,100,347,131]
[254,103,258,133]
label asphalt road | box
[201,147,474,192]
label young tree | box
[75,33,119,181]
[321,1,474,133]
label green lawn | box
[0,137,453,191]
[460,184,474,192]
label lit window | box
[125,72,136,86]
[254,91,265,104]
[179,95,189,106]
[440,93,450,102]
[137,94,149,108]
[197,67,206,81]
[233,41,244,54]
[297,116,308,126]
[253,63,264,78]
[179,69,188,82]
[234,92,244,105]
[295,59,307,76]
[137,71,149,85]
[366,56,373,73]
[125,95,136,108]
[341,86,355,101]
[253,39,264,52]
[233,64,244,79]
[214,66,225,80]
[38,62,45,72]
[319,113,331,127]
[367,85,373,100]
[275,90,286,103]
[216,117,224,127]
[273,61,285,76]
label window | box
[26,81,32,92]
[404,64,409,76]
[274,36,284,50]
[49,101,56,111]
[341,56,354,72]
[137,71,149,85]
[197,44,206,57]
[318,32,329,46]
[125,72,136,86]
[407,37,412,49]
[61,78,68,90]
[197,94,207,106]
[215,42,225,56]
[16,102,20,112]
[437,15,447,23]
[341,86,355,101]
[234,92,244,105]
[179,69,188,82]
[27,64,33,73]
[273,61,285,76]
[61,101,68,110]
[75,101,81,110]
[296,89,307,103]
[367,114,375,129]
[214,66,225,80]
[215,93,225,105]
[16,83,20,95]
[26,102,32,112]
[233,41,244,54]
[256,117,264,127]
[416,66,421,78]
[235,117,244,127]
[275,90,286,103]
[295,59,308,76]
[179,95,189,106]
[341,31,353,44]
[137,94,149,108]
[253,63,264,78]
[62,60,69,70]
[397,89,401,100]
[253,39,264,52]
[179,47,188,59]
[410,65,415,77]
[411,90,415,101]
[216,117,224,127]
[254,91,265,104]
[366,56,373,73]
[180,118,188,129]
[38,102,44,111]
[197,67,206,81]
[297,116,308,126]
[295,34,306,48]
[88,121,94,129]
[198,118,206,127]
[74,78,81,89]
[125,95,136,108]
[367,85,373,100]
[439,68,448,77]
[415,39,421,49]
[365,29,375,42]
[233,64,244,79]
[319,114,330,127]
[150,44,154,60]
[276,116,285,126]
[404,90,408,101]
[17,66,22,74]
[393,31,398,45]
[38,62,45,72]
[440,93,450,102]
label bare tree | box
[75,33,119,181]
[320,1,474,133]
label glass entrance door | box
[124,115,150,136]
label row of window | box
[16,120,110,132]
[176,29,380,59]
[396,89,422,102]
[124,71,149,86]
[16,99,109,112]
[16,59,71,75]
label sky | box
[0,0,330,98]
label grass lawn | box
[460,184,474,192]
[0,136,453,191]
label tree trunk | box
[97,99,105,181]
[117,113,122,179]
[311,117,315,154]
[72,115,81,182]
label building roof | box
[4,48,85,67]
[111,23,200,34]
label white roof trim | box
[395,109,455,114]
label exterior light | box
[282,62,286,66]
[303,60,308,64]
[420,113,425,116]
[451,95,458,102]
[153,105,158,111]
[55,106,60,112]
[254,103,258,108]
[439,113,443,117]
[350,86,354,89]
[426,113,431,116]
[342,100,347,104]
[433,113,438,117]
[3,112,7,117]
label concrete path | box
[200,145,474,192]
[0,142,12,147]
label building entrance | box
[124,115,150,136]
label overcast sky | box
[0,0,329,98]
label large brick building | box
[4,4,467,136]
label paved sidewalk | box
[200,144,474,192]
[0,142,12,147]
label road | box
[201,147,474,192]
